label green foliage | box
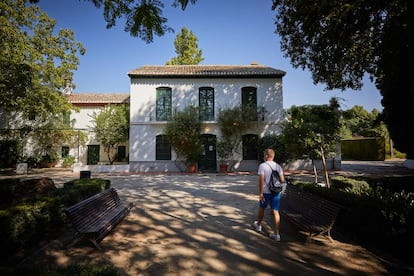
[295,176,414,264]
[281,101,341,160]
[258,134,289,164]
[91,104,129,164]
[166,27,204,65]
[0,196,64,258]
[376,7,414,158]
[0,140,20,168]
[341,106,387,138]
[164,106,202,165]
[62,156,75,167]
[0,0,85,121]
[341,137,386,161]
[331,176,371,195]
[85,0,197,43]
[216,137,233,164]
[272,0,413,158]
[215,106,256,168]
[58,178,111,206]
[0,177,110,259]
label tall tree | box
[91,104,129,164]
[166,27,204,65]
[272,0,414,158]
[342,106,387,138]
[281,99,342,187]
[0,0,85,122]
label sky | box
[36,0,383,111]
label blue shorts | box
[259,193,281,210]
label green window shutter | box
[199,87,214,121]
[241,87,258,121]
[156,87,172,121]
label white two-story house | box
[66,93,129,166]
[128,64,286,173]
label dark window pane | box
[242,134,258,160]
[156,87,172,121]
[156,135,171,160]
[199,87,214,121]
[117,146,126,161]
[242,87,257,121]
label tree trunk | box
[320,144,330,188]
[312,159,318,184]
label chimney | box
[250,61,259,65]
[63,75,73,96]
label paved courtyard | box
[9,160,413,275]
[20,174,384,275]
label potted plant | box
[216,138,233,172]
[165,106,202,172]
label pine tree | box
[166,27,204,65]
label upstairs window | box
[199,87,214,121]
[156,87,172,121]
[242,134,258,160]
[156,135,171,160]
[242,87,257,121]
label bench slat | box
[281,184,342,242]
[64,187,133,247]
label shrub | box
[0,196,64,259]
[0,177,111,262]
[57,178,110,206]
[294,177,414,264]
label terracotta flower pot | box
[219,164,228,173]
[187,164,197,173]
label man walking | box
[253,148,285,241]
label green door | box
[199,134,217,172]
[87,145,100,165]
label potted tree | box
[216,106,253,172]
[216,137,233,172]
[165,106,202,172]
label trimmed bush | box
[0,177,111,262]
[56,178,111,206]
[294,177,414,264]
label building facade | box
[128,64,286,172]
[66,93,130,166]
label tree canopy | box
[79,0,197,43]
[91,104,129,164]
[166,27,204,65]
[281,98,342,186]
[272,0,414,158]
[0,0,85,122]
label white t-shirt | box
[257,161,284,194]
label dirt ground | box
[5,160,414,275]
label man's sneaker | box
[253,221,262,232]
[269,232,281,242]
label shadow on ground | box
[17,173,399,275]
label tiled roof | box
[66,93,129,104]
[128,64,286,78]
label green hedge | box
[0,177,111,262]
[293,177,414,264]
[341,137,385,161]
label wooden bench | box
[281,184,342,242]
[64,187,134,248]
